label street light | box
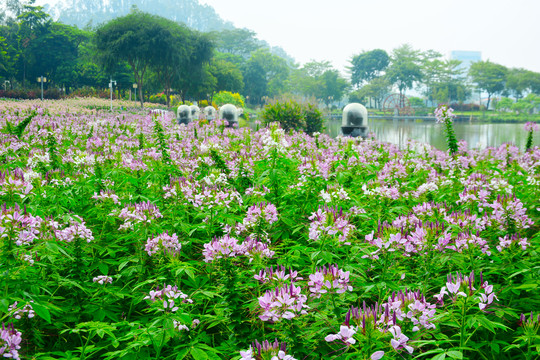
[109,77,117,111]
[37,76,47,101]
[133,83,138,102]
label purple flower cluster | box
[55,217,94,243]
[308,206,355,245]
[308,264,352,298]
[433,271,498,311]
[202,235,274,263]
[0,323,22,360]
[0,204,43,246]
[434,104,455,124]
[92,275,113,285]
[0,169,33,199]
[524,122,539,132]
[145,232,181,257]
[364,195,533,259]
[327,288,437,356]
[240,339,296,360]
[254,265,303,285]
[114,201,163,230]
[228,202,279,243]
[8,301,35,319]
[258,283,309,322]
[144,284,192,313]
[519,311,540,329]
[324,325,357,345]
[319,184,350,204]
[164,177,242,211]
[91,189,120,204]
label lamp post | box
[109,77,117,111]
[133,83,138,102]
[3,80,9,91]
[37,76,47,101]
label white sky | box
[38,0,540,74]
[199,0,540,74]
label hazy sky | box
[37,0,540,74]
[199,0,540,74]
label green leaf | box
[446,351,463,359]
[190,347,208,359]
[32,302,51,324]
[432,354,446,360]
[99,263,109,275]
[176,348,189,360]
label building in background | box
[450,51,483,105]
[450,50,482,72]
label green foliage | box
[213,90,244,107]
[350,49,390,87]
[386,44,423,96]
[303,103,324,134]
[12,109,36,138]
[469,60,508,109]
[261,100,305,132]
[1,101,540,360]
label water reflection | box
[325,118,540,150]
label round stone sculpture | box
[204,106,217,120]
[218,103,241,127]
[176,105,192,125]
[341,103,368,138]
[189,105,201,120]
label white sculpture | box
[341,103,368,137]
[204,106,217,120]
[218,103,242,127]
[177,105,192,125]
[190,105,201,120]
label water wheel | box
[382,93,415,116]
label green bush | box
[261,100,324,134]
[213,91,245,107]
[261,100,306,132]
[303,103,324,134]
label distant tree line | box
[2,1,540,109]
[348,45,540,110]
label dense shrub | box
[213,91,245,107]
[303,103,324,134]
[261,100,306,132]
[449,102,486,111]
[148,93,170,105]
[67,88,112,99]
[262,100,324,134]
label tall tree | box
[211,28,260,58]
[209,58,244,94]
[174,30,214,101]
[349,49,389,88]
[16,5,50,87]
[150,17,191,107]
[95,10,175,107]
[386,44,423,98]
[469,60,507,110]
[243,48,289,102]
[350,77,391,108]
[505,68,532,100]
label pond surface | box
[325,118,540,150]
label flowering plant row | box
[0,100,538,359]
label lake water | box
[325,118,540,150]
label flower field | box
[0,99,539,360]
